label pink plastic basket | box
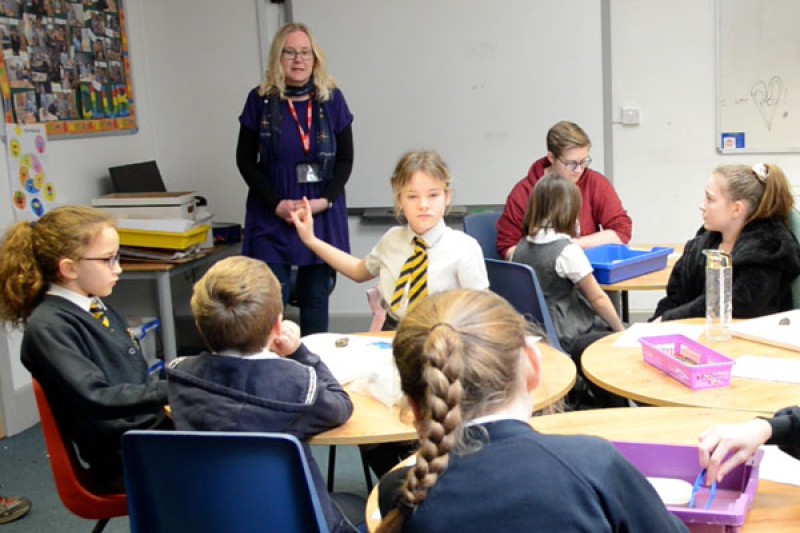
[638,335,734,389]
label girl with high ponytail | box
[653,163,800,321]
[377,289,687,533]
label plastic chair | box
[462,211,501,260]
[366,285,386,332]
[484,258,564,352]
[122,431,331,533]
[788,207,800,309]
[31,380,128,533]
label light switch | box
[621,107,640,125]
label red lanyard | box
[286,99,312,154]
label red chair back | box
[32,379,128,520]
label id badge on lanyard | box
[287,99,320,183]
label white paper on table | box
[730,355,800,385]
[301,333,392,384]
[612,322,705,348]
[759,445,800,487]
[302,333,404,407]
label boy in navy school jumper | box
[376,290,688,533]
[166,256,357,533]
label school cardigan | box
[21,295,168,489]
[652,217,800,321]
[496,156,632,259]
[378,420,688,533]
[166,345,354,533]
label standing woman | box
[236,22,354,335]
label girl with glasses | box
[0,206,170,494]
[497,121,632,260]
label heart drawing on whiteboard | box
[750,76,785,131]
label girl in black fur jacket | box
[652,163,800,321]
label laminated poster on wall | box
[5,123,57,221]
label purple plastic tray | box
[613,441,762,532]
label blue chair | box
[463,211,501,260]
[122,431,330,533]
[484,258,564,352]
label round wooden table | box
[366,407,800,532]
[310,343,576,445]
[582,318,800,414]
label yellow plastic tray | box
[118,225,210,250]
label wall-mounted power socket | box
[621,107,640,125]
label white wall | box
[609,0,800,314]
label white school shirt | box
[364,219,489,317]
[527,228,593,284]
[48,284,98,315]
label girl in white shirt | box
[511,174,623,361]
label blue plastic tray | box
[585,245,673,284]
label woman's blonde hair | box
[524,174,582,238]
[258,22,336,101]
[713,163,795,224]
[191,256,283,354]
[0,206,115,326]
[546,120,591,158]
[377,289,533,533]
[389,150,452,219]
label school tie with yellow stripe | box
[391,236,428,314]
[89,298,110,328]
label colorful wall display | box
[6,123,56,220]
[0,0,136,138]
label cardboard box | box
[92,192,196,220]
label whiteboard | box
[717,0,800,153]
[288,0,605,208]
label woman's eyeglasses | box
[80,251,121,269]
[282,48,314,61]
[557,156,592,172]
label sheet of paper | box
[729,310,800,352]
[730,355,800,385]
[612,322,705,348]
[302,333,392,385]
[759,445,800,487]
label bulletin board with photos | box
[0,0,136,139]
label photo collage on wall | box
[0,0,136,138]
